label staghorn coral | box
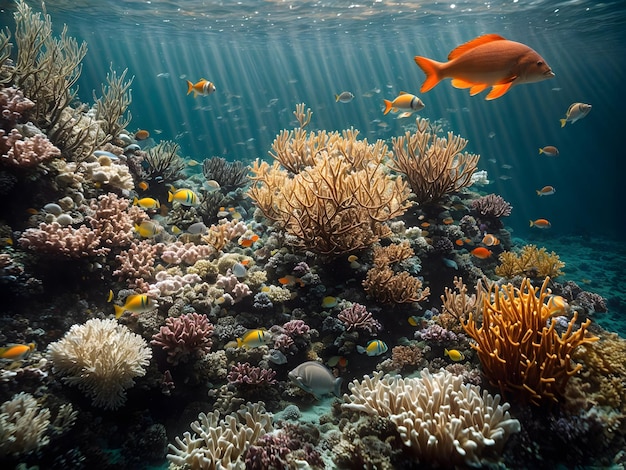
[92,66,133,142]
[166,402,273,470]
[440,275,484,323]
[47,318,152,410]
[227,362,277,387]
[142,141,185,186]
[363,242,430,304]
[338,302,382,334]
[470,193,513,218]
[463,277,598,405]
[0,392,51,457]
[495,244,565,279]
[151,312,214,365]
[390,117,480,205]
[248,128,411,257]
[342,369,520,467]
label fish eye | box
[537,61,544,67]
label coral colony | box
[0,2,623,469]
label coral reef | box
[495,244,565,279]
[151,312,214,365]
[390,117,480,205]
[202,156,249,192]
[342,369,520,467]
[463,277,598,405]
[0,392,51,457]
[47,318,152,409]
[470,193,513,218]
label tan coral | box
[342,369,520,467]
[495,244,565,279]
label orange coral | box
[463,277,598,405]
[495,244,565,279]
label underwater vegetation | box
[0,1,624,469]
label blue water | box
[2,0,623,240]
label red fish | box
[530,219,551,229]
[471,247,493,259]
[414,34,555,100]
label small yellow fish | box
[187,159,201,166]
[444,348,465,361]
[133,197,160,209]
[114,294,158,319]
[0,343,35,361]
[321,296,338,308]
[134,220,163,238]
[236,329,271,348]
[168,188,200,207]
[106,289,114,302]
[408,315,421,327]
[357,339,388,357]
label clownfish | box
[186,79,216,98]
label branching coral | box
[92,66,133,142]
[202,156,249,192]
[47,318,152,410]
[462,277,598,405]
[166,402,273,470]
[0,392,51,457]
[249,128,411,257]
[363,242,430,304]
[151,312,214,365]
[470,193,513,218]
[142,141,186,185]
[495,244,565,279]
[390,117,480,205]
[342,369,520,467]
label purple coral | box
[415,323,460,344]
[282,319,310,337]
[151,312,214,364]
[338,303,382,335]
[0,86,35,126]
[227,362,277,386]
[470,193,512,218]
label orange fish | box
[134,129,150,140]
[442,217,454,225]
[414,34,555,100]
[481,234,500,246]
[0,343,35,361]
[470,247,493,259]
[138,181,149,191]
[186,78,216,98]
[239,234,259,248]
[530,219,551,229]
[536,186,556,196]
[454,239,465,246]
[539,146,559,157]
[383,92,425,115]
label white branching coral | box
[167,402,273,470]
[47,318,152,410]
[342,369,520,467]
[0,392,51,457]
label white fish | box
[560,102,591,127]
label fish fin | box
[335,94,339,102]
[414,56,443,93]
[168,191,174,203]
[444,349,449,357]
[485,82,514,100]
[469,83,488,95]
[356,345,366,354]
[333,377,343,398]
[448,34,507,60]
[133,197,139,206]
[529,220,534,227]
[114,304,125,319]
[451,78,474,89]
[383,99,393,115]
[560,118,567,128]
[398,91,408,95]
[186,80,193,95]
[536,190,542,196]
[539,148,544,154]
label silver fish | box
[288,361,342,399]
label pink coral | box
[1,128,60,167]
[114,240,161,289]
[470,193,512,218]
[1,86,35,124]
[161,241,214,265]
[282,319,311,337]
[18,222,108,257]
[89,193,147,249]
[215,273,252,303]
[227,362,277,386]
[338,303,382,335]
[150,312,214,365]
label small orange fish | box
[383,92,425,115]
[454,239,465,246]
[471,247,493,259]
[138,181,149,191]
[414,34,555,100]
[481,234,500,246]
[186,78,216,98]
[536,185,556,196]
[134,129,150,140]
[539,146,559,157]
[530,219,551,229]
[442,217,455,225]
[0,343,35,361]
[420,222,431,228]
[239,234,259,248]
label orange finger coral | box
[463,277,598,405]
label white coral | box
[0,392,51,457]
[167,402,273,470]
[342,369,520,467]
[47,318,152,410]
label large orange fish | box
[414,34,555,100]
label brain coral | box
[47,318,152,410]
[342,369,520,467]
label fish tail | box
[186,80,193,95]
[168,191,174,203]
[334,94,340,102]
[529,220,534,227]
[559,118,567,128]
[538,148,543,154]
[133,197,139,206]
[356,345,366,354]
[113,304,125,319]
[536,190,542,196]
[414,56,443,93]
[383,99,393,115]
